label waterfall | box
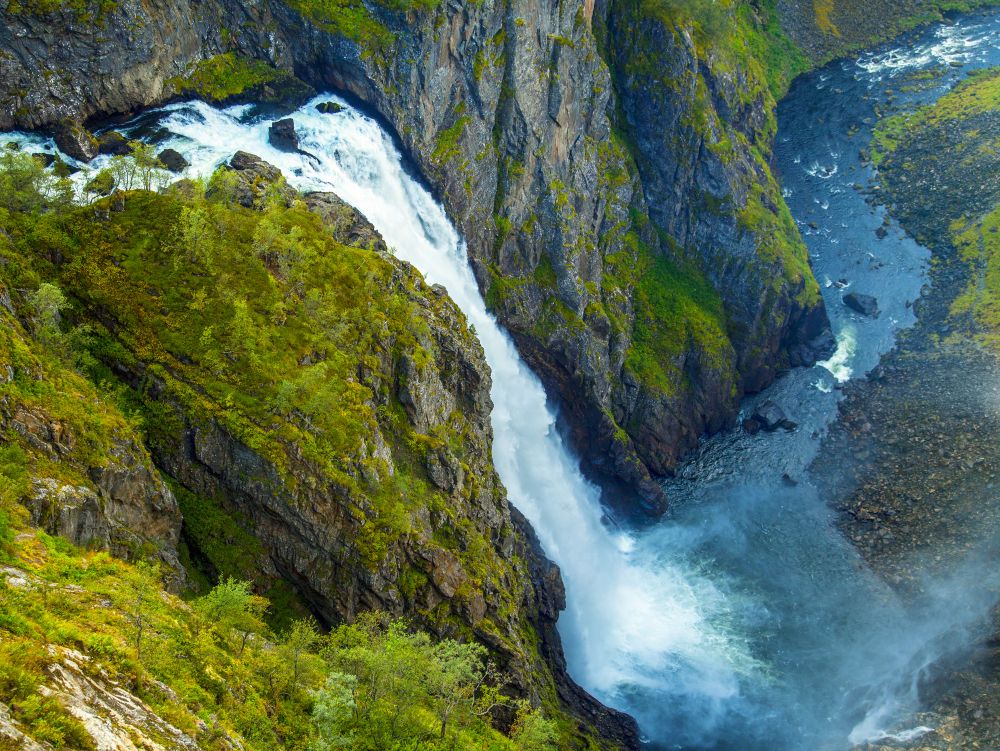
[13,34,999,740]
[144,96,751,733]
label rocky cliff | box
[0,0,833,510]
[0,146,638,747]
[0,276,184,586]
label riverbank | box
[811,55,1000,751]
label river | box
[5,9,1000,749]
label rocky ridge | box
[0,148,638,747]
[0,278,184,587]
[0,0,836,509]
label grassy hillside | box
[0,149,579,750]
[872,66,1000,349]
[0,526,556,751]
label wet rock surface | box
[844,291,880,317]
[0,0,835,511]
[267,117,298,151]
[157,147,189,172]
[53,120,98,162]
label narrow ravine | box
[4,11,1000,748]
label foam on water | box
[9,10,1000,744]
[856,18,998,77]
[819,324,857,382]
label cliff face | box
[0,0,831,509]
[0,148,637,746]
[271,0,832,503]
[603,0,831,391]
[0,278,184,586]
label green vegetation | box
[871,64,1000,351]
[433,109,470,165]
[737,1,811,100]
[951,206,1000,350]
[619,237,733,396]
[170,53,291,103]
[283,0,439,49]
[0,149,523,606]
[4,0,118,21]
[873,67,1000,165]
[738,173,820,305]
[0,526,554,751]
[0,145,573,751]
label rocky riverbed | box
[811,46,1000,751]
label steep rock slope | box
[0,149,636,747]
[0,272,184,585]
[0,0,831,508]
[277,0,832,502]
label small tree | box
[425,639,489,740]
[124,561,160,662]
[177,205,215,267]
[282,618,320,693]
[511,702,558,751]
[309,672,358,751]
[84,168,116,201]
[108,154,138,192]
[130,142,168,192]
[195,577,268,655]
[29,283,67,348]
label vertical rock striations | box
[0,0,832,507]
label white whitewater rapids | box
[150,98,753,714]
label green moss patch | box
[170,53,311,105]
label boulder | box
[157,148,189,173]
[97,130,132,156]
[748,401,788,432]
[31,152,55,168]
[268,118,298,151]
[304,192,388,251]
[844,292,879,317]
[54,120,99,162]
[315,101,345,115]
[207,151,296,209]
[52,156,78,177]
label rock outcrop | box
[0,283,184,586]
[26,158,635,746]
[0,0,833,510]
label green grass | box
[951,207,1000,349]
[0,150,594,751]
[873,67,1000,165]
[0,524,554,751]
[170,53,289,103]
[4,0,118,21]
[282,0,441,49]
[617,236,733,397]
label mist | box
[611,481,1000,750]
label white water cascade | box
[145,96,752,727]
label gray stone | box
[157,147,188,173]
[844,292,880,317]
[54,120,98,162]
[268,118,298,151]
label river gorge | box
[2,5,1000,751]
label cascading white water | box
[145,96,754,722]
[13,20,1000,738]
